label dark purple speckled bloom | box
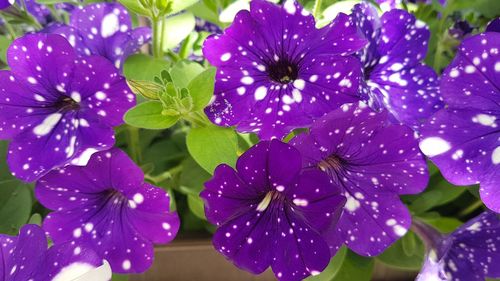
[419,32,500,212]
[0,33,135,182]
[414,212,500,281]
[353,3,443,130]
[291,103,429,256]
[35,148,180,274]
[202,140,345,281]
[0,224,111,281]
[45,2,151,70]
[203,0,366,139]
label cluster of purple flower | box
[0,1,180,278]
[0,0,499,280]
[201,0,499,280]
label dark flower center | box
[54,97,80,112]
[318,154,346,179]
[268,59,299,84]
[256,190,285,212]
[363,64,376,81]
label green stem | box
[127,126,142,164]
[185,111,210,128]
[160,17,167,55]
[458,200,484,217]
[152,16,165,58]
[145,165,183,184]
[0,14,17,39]
[312,0,323,19]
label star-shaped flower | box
[203,0,366,139]
[291,103,429,256]
[0,224,111,281]
[201,140,345,281]
[414,212,500,281]
[353,3,443,130]
[45,2,151,70]
[35,148,180,274]
[419,32,500,212]
[0,33,134,182]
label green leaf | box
[123,54,170,81]
[28,213,42,226]
[309,247,374,281]
[170,0,200,15]
[332,249,374,281]
[405,169,468,214]
[0,181,32,235]
[0,36,12,64]
[418,216,463,233]
[170,60,205,88]
[118,0,151,17]
[186,125,239,174]
[305,247,347,281]
[124,101,179,129]
[377,231,425,270]
[163,12,196,50]
[306,247,375,281]
[179,157,211,195]
[402,231,418,256]
[188,1,220,24]
[187,194,206,220]
[0,141,15,181]
[187,67,216,111]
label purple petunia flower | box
[291,103,429,256]
[0,0,13,9]
[201,140,346,281]
[203,0,366,140]
[414,212,500,281]
[0,224,112,281]
[352,3,443,130]
[0,33,134,182]
[35,148,180,274]
[45,2,151,70]
[486,18,500,33]
[419,32,500,212]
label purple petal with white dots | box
[35,148,180,274]
[203,0,365,139]
[46,3,151,70]
[419,32,500,212]
[1,225,46,281]
[416,212,500,281]
[0,224,109,281]
[354,4,443,129]
[0,33,134,182]
[201,140,345,280]
[438,33,500,111]
[291,103,428,256]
